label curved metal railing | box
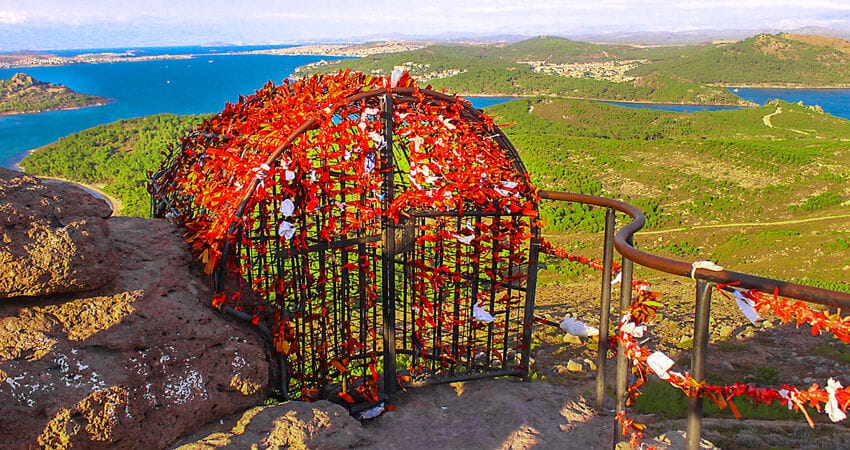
[538,189,850,449]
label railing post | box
[614,245,634,444]
[688,279,713,450]
[522,231,541,379]
[596,207,616,412]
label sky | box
[2,0,850,51]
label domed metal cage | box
[150,71,541,407]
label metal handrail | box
[538,189,850,449]
[539,189,850,306]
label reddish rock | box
[175,400,371,449]
[0,216,271,449]
[0,168,117,298]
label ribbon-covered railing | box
[537,189,850,449]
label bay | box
[468,96,521,109]
[732,88,850,120]
[602,88,850,121]
[0,54,325,168]
[45,44,298,58]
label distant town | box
[0,51,193,69]
[0,41,427,69]
[519,59,646,83]
[253,41,429,57]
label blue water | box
[39,44,297,58]
[602,88,850,120]
[732,88,850,120]
[469,96,520,109]
[0,54,325,168]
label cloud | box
[4,0,850,51]
[0,11,27,24]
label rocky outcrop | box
[0,73,108,115]
[0,168,117,298]
[175,401,371,449]
[0,182,271,449]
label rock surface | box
[0,168,117,298]
[0,214,271,449]
[175,400,371,449]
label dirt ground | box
[363,377,616,449]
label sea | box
[1,46,849,168]
[604,88,850,116]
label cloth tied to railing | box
[690,260,723,279]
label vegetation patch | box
[20,114,208,216]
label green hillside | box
[488,97,849,287]
[494,36,684,63]
[304,33,850,97]
[1,73,107,114]
[19,113,207,216]
[630,33,850,86]
[298,39,747,105]
[429,71,746,104]
[492,98,849,224]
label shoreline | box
[719,84,850,90]
[13,147,122,216]
[558,94,754,107]
[37,175,121,216]
[12,146,38,172]
[0,42,414,69]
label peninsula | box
[0,73,108,115]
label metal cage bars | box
[151,85,541,404]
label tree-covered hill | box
[489,97,849,288]
[1,73,108,114]
[298,39,747,105]
[300,36,682,76]
[301,33,850,99]
[629,33,850,86]
[19,114,208,216]
[429,70,747,105]
[491,98,849,222]
[493,36,685,64]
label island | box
[0,73,108,115]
